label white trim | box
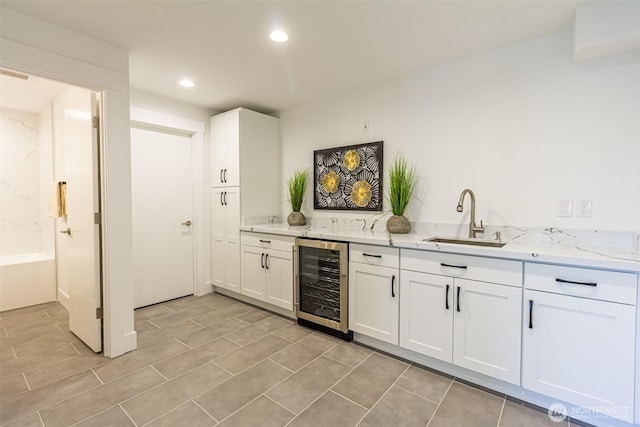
[130,107,205,134]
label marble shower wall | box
[0,107,53,256]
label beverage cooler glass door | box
[296,239,348,332]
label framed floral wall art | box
[313,141,383,211]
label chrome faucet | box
[457,189,485,238]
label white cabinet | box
[400,249,523,385]
[349,244,399,345]
[211,188,240,292]
[522,263,637,423]
[210,108,280,295]
[240,232,295,311]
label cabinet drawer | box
[350,244,399,269]
[401,249,522,287]
[240,232,294,252]
[525,263,637,305]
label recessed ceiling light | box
[269,30,289,43]
[179,79,195,88]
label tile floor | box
[1,293,584,426]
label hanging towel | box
[48,181,67,218]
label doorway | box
[131,124,196,308]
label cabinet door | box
[224,111,240,187]
[240,245,266,300]
[224,189,240,292]
[265,249,293,310]
[453,279,522,385]
[523,290,636,422]
[211,189,227,289]
[349,263,399,344]
[211,116,227,187]
[400,271,453,361]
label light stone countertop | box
[240,223,640,273]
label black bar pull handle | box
[391,275,396,298]
[220,169,224,183]
[259,239,271,244]
[223,191,227,206]
[556,278,597,287]
[456,286,461,312]
[445,284,450,310]
[441,263,467,270]
[363,253,382,258]
[528,299,533,329]
[223,169,227,183]
[261,253,265,269]
[265,254,269,269]
[220,192,224,206]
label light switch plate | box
[558,200,573,217]
[576,200,593,218]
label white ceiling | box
[2,1,587,114]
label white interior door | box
[131,127,194,308]
[59,87,102,352]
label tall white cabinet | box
[210,108,280,293]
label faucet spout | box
[457,189,485,239]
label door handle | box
[456,286,461,312]
[220,192,224,206]
[220,169,224,184]
[59,228,71,235]
[223,169,227,183]
[261,253,265,269]
[445,284,450,310]
[265,254,269,269]
[555,278,597,287]
[391,275,396,298]
[441,263,467,270]
[181,220,192,226]
[223,191,227,206]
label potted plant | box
[287,169,309,226]
[387,154,417,234]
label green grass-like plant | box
[388,154,417,216]
[287,169,308,212]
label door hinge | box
[94,212,101,225]
[92,115,99,129]
[96,307,103,319]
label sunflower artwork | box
[313,141,383,211]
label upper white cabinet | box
[210,108,280,292]
[400,249,523,385]
[522,263,637,423]
[349,244,400,345]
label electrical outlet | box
[558,200,573,217]
[576,200,593,218]
[362,121,369,133]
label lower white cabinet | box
[349,244,400,344]
[400,270,522,385]
[240,233,294,311]
[523,287,636,423]
[211,188,240,292]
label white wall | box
[279,29,640,233]
[130,89,217,123]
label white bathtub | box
[0,252,57,312]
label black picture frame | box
[313,141,383,211]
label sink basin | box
[426,237,506,248]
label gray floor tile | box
[145,400,216,427]
[0,324,64,348]
[136,320,203,349]
[235,309,272,324]
[39,367,165,427]
[74,405,135,427]
[266,355,352,414]
[428,381,504,427]
[202,294,238,310]
[93,339,189,383]
[122,362,230,426]
[1,342,78,378]
[0,370,101,424]
[395,364,452,403]
[358,385,436,427]
[500,400,567,427]
[153,338,239,379]
[23,352,108,389]
[1,412,43,427]
[0,341,16,362]
[214,334,292,374]
[135,320,160,334]
[332,352,408,409]
[150,304,215,329]
[269,333,338,372]
[0,372,29,401]
[324,342,373,367]
[194,359,291,421]
[225,316,290,346]
[177,317,249,348]
[192,304,254,328]
[272,323,313,342]
[287,391,367,427]
[134,304,175,323]
[218,395,294,427]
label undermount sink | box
[426,237,507,248]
